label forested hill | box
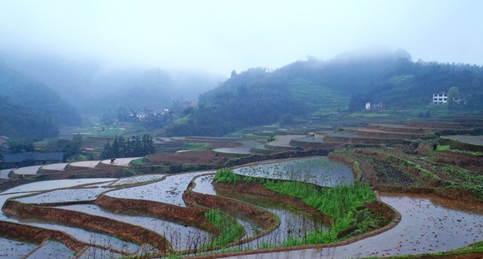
[166,49,483,136]
[0,63,81,140]
[0,63,81,127]
[0,95,59,139]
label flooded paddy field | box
[1,156,483,258]
[57,204,211,251]
[233,157,354,186]
[192,174,328,249]
[106,171,210,207]
[220,193,483,259]
[25,240,75,259]
[0,237,37,259]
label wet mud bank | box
[327,153,363,181]
[213,181,333,226]
[183,185,277,231]
[189,198,401,259]
[2,199,171,253]
[0,221,85,252]
[374,185,483,209]
[435,151,483,168]
[95,194,218,234]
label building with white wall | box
[433,92,448,104]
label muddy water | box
[106,171,211,207]
[25,240,75,259]
[0,169,12,179]
[221,193,483,259]
[110,174,165,186]
[0,237,37,259]
[0,178,115,194]
[213,147,252,154]
[238,198,328,249]
[14,188,110,204]
[41,163,68,171]
[58,204,211,251]
[77,246,125,259]
[233,157,354,187]
[1,186,139,254]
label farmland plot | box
[25,240,75,259]
[15,188,109,204]
[233,157,354,186]
[0,237,37,259]
[58,204,211,251]
[106,171,211,206]
[2,156,483,259]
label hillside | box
[166,49,483,136]
[0,95,59,139]
[0,63,81,127]
[0,53,225,117]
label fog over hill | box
[0,52,226,116]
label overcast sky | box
[0,0,482,75]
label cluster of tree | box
[0,95,59,139]
[3,139,35,153]
[44,134,83,161]
[1,135,86,168]
[101,134,155,159]
[165,68,305,136]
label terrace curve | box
[1,155,483,258]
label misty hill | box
[0,95,59,139]
[166,49,483,136]
[0,53,224,117]
[0,63,81,127]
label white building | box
[365,102,371,110]
[433,92,448,104]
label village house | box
[3,152,64,168]
[133,108,171,121]
[432,92,448,104]
[365,102,384,111]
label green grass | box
[405,161,441,182]
[183,142,210,151]
[286,80,349,113]
[353,161,363,182]
[437,144,483,156]
[350,112,391,118]
[204,209,244,248]
[263,181,377,245]
[130,158,145,166]
[215,168,379,245]
[214,168,240,184]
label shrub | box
[214,168,240,184]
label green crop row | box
[204,209,244,248]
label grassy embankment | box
[214,168,383,247]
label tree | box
[231,70,237,78]
[101,140,112,159]
[447,86,460,109]
[117,106,131,122]
[45,134,83,160]
[7,140,35,153]
[111,136,120,158]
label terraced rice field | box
[1,157,483,258]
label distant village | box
[364,91,467,111]
[130,100,198,122]
[432,92,467,105]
